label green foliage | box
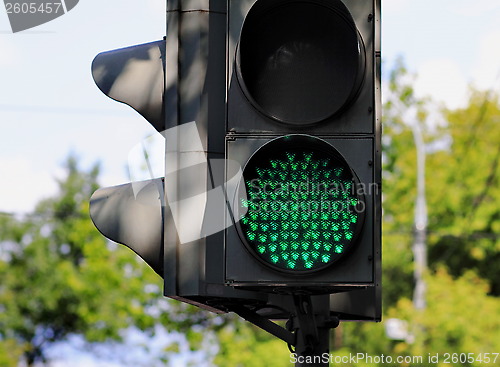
[0,156,164,365]
[385,268,500,366]
[381,59,427,307]
[0,338,25,367]
[213,315,291,367]
[427,90,500,294]
[335,269,500,367]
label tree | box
[427,90,500,294]
[213,315,291,367]
[0,155,290,367]
[380,59,432,308]
[0,156,163,366]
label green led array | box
[240,150,360,271]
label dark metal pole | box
[292,295,335,367]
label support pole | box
[292,295,336,367]
[411,121,427,310]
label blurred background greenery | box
[1,61,499,366]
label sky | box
[1,0,500,215]
[1,0,500,364]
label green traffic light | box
[238,136,364,273]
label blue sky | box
[1,0,500,214]
[1,0,500,365]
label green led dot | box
[270,212,279,221]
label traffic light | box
[89,0,381,328]
[224,0,381,318]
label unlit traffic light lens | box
[238,135,364,273]
[236,0,365,125]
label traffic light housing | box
[90,2,267,314]
[90,0,381,324]
[224,0,381,310]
